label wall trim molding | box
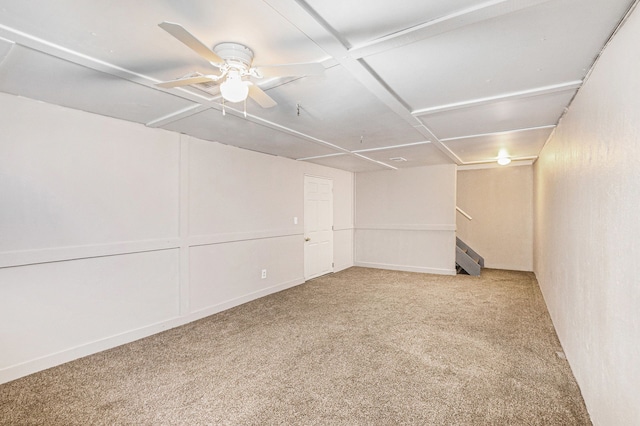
[354,261,456,276]
[0,239,180,269]
[333,263,353,273]
[457,160,535,170]
[189,277,304,317]
[188,229,301,247]
[0,227,316,269]
[0,276,305,385]
[333,225,354,232]
[355,224,456,231]
[0,316,180,384]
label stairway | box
[455,237,484,276]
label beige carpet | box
[0,267,590,425]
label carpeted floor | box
[0,267,591,425]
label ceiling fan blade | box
[255,62,324,79]
[159,21,224,65]
[156,75,215,88]
[248,85,277,108]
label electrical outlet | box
[293,216,298,225]
[261,269,267,279]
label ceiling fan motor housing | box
[213,42,254,71]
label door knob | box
[305,237,310,242]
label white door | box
[304,176,334,280]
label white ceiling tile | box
[304,0,483,47]
[0,45,195,125]
[252,65,426,151]
[443,127,553,163]
[0,0,634,171]
[355,143,452,168]
[0,36,14,64]
[302,154,387,172]
[364,0,633,110]
[163,108,339,160]
[0,1,329,81]
[421,90,576,139]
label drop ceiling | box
[0,0,635,171]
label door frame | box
[303,174,334,281]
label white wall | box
[355,165,456,275]
[457,165,533,271]
[534,7,640,425]
[0,93,354,384]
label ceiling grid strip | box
[348,0,555,59]
[264,0,463,165]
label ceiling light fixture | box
[219,70,251,103]
[497,149,511,166]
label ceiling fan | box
[156,22,325,109]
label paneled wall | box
[0,92,354,384]
[354,165,456,274]
[534,7,640,425]
[457,165,533,271]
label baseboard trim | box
[354,261,456,276]
[0,317,182,385]
[0,277,304,385]
[188,277,304,318]
[333,263,354,273]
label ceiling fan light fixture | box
[220,71,250,103]
[156,24,323,110]
[213,42,254,68]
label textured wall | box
[534,7,640,425]
[0,92,354,383]
[457,165,533,271]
